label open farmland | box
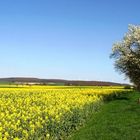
[70,91,140,140]
[0,86,131,139]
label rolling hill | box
[0,77,129,86]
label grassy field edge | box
[69,91,140,140]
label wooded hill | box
[0,77,129,86]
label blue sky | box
[0,0,140,83]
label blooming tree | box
[111,25,140,90]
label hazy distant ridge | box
[0,77,129,86]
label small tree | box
[110,25,140,90]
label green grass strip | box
[69,91,140,140]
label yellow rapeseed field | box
[0,86,130,140]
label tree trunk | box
[136,85,140,91]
